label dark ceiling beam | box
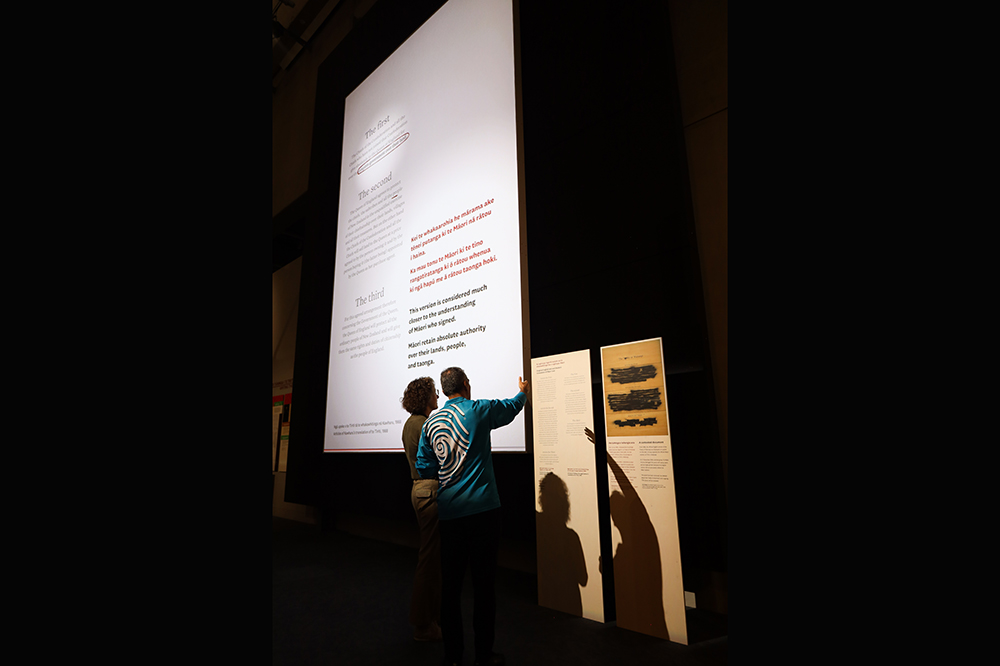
[273,0,342,80]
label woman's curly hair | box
[401,376,436,414]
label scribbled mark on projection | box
[608,365,658,384]
[358,132,409,175]
[607,389,662,412]
[613,418,658,428]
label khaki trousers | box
[410,478,441,627]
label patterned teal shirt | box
[416,392,526,520]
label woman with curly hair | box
[401,376,442,642]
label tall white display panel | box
[531,350,603,622]
[600,338,687,644]
[323,0,527,453]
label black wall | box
[286,0,726,585]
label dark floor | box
[273,516,727,665]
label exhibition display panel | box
[323,0,527,453]
[601,338,687,644]
[531,350,604,622]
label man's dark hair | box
[440,367,468,397]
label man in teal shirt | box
[416,367,528,666]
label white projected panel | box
[324,0,525,452]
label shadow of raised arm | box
[585,427,636,500]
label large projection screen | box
[324,0,527,453]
